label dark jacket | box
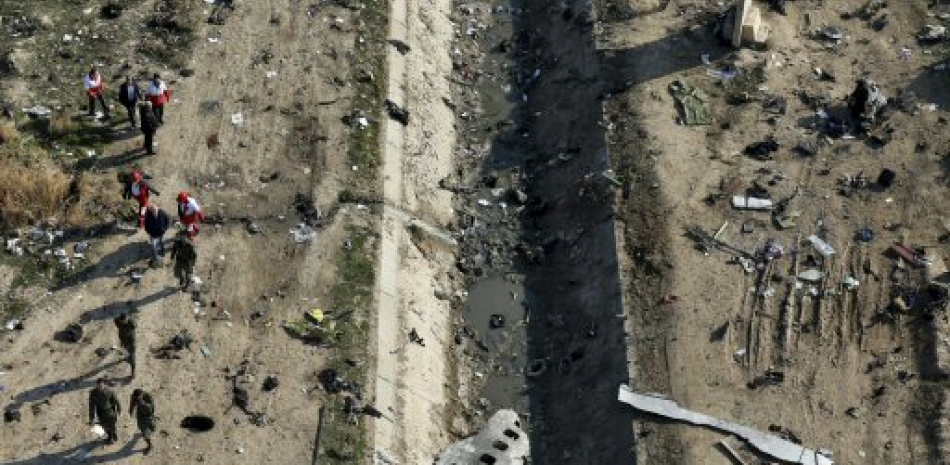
[89,386,121,423]
[143,209,171,238]
[118,82,141,107]
[140,106,159,133]
[114,315,136,349]
[130,393,156,430]
[170,236,197,267]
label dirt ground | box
[0,0,382,463]
[4,0,950,464]
[601,0,950,464]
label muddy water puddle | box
[464,274,531,411]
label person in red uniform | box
[83,67,111,118]
[177,192,204,238]
[146,74,171,125]
[123,171,160,228]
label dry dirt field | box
[0,0,386,463]
[602,0,950,464]
[2,0,950,464]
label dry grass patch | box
[0,120,20,143]
[0,156,70,229]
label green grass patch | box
[319,227,375,462]
[346,0,389,194]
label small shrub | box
[0,120,19,143]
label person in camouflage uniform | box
[114,313,137,378]
[130,389,157,455]
[88,378,121,444]
[170,231,197,289]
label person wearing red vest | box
[83,67,111,118]
[146,74,170,125]
[123,171,160,228]
[177,192,204,238]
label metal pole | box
[312,405,327,465]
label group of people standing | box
[83,67,170,155]
[81,66,199,455]
[122,170,203,288]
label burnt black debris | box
[385,99,410,126]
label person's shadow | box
[5,360,124,412]
[78,286,179,324]
[4,436,140,464]
[52,242,149,292]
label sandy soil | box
[601,0,950,464]
[372,0,460,460]
[0,0,368,463]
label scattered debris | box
[489,314,505,329]
[291,223,316,243]
[669,80,712,125]
[918,25,947,44]
[408,328,425,346]
[732,196,773,210]
[436,410,529,464]
[262,375,279,392]
[744,137,780,160]
[388,39,411,55]
[808,235,835,257]
[385,99,410,125]
[617,386,834,465]
[318,368,355,394]
[848,78,887,127]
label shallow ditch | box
[450,0,635,461]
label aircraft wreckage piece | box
[436,409,529,465]
[618,385,834,465]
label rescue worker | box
[176,192,204,238]
[130,389,157,455]
[83,67,110,118]
[146,73,170,124]
[88,377,121,444]
[122,170,160,228]
[170,231,197,289]
[114,313,137,377]
[143,204,171,266]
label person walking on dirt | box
[176,192,204,238]
[138,102,159,155]
[143,204,171,266]
[83,67,110,118]
[146,74,170,124]
[130,389,157,455]
[122,170,160,228]
[88,377,121,444]
[113,313,137,377]
[170,231,197,289]
[117,76,141,128]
